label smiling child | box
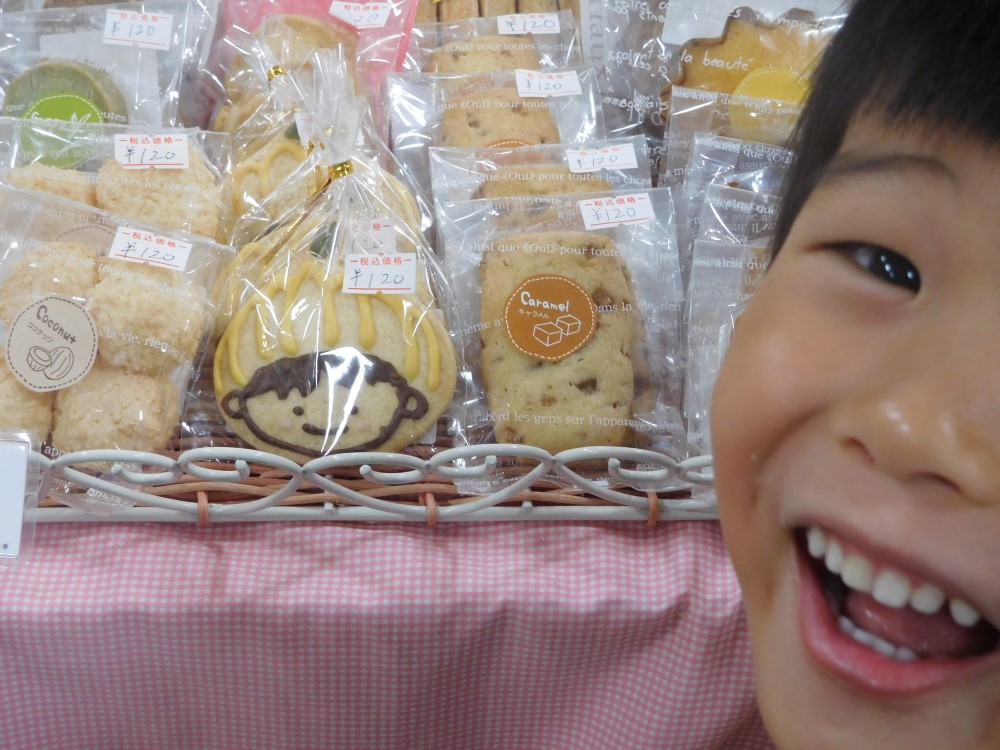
[710,1,1000,748]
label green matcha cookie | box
[4,59,128,125]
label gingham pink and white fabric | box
[0,520,774,750]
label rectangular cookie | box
[441,86,560,148]
[415,0,438,23]
[481,0,517,14]
[518,0,559,12]
[437,0,479,22]
[479,230,636,454]
[425,35,540,74]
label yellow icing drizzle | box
[232,138,309,197]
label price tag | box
[0,440,29,558]
[328,1,392,29]
[515,69,582,98]
[349,219,397,255]
[103,10,173,50]
[497,12,561,34]
[579,193,656,229]
[113,133,189,169]
[566,143,639,173]
[109,226,192,272]
[343,253,417,295]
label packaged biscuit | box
[683,184,778,460]
[404,11,582,73]
[675,132,791,282]
[211,57,462,463]
[0,185,234,511]
[387,65,605,196]
[417,0,573,23]
[0,0,207,127]
[439,187,686,492]
[0,118,232,242]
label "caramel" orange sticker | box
[503,274,596,361]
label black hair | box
[773,0,1000,253]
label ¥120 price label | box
[515,69,582,98]
[109,226,192,272]
[343,253,417,295]
[566,143,640,173]
[497,12,561,34]
[349,219,397,255]
[579,193,655,229]
[113,133,189,169]
[103,10,173,50]
[328,1,392,28]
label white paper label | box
[4,296,99,393]
[579,193,656,229]
[515,69,582,98]
[109,226,192,272]
[103,10,173,50]
[349,219,397,255]
[566,143,640,173]
[113,133,189,169]
[0,441,28,558]
[328,1,392,29]
[343,253,417,295]
[497,12,561,34]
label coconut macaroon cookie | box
[214,253,458,462]
[96,144,223,240]
[7,163,98,207]
[86,261,208,373]
[0,241,100,324]
[51,361,179,453]
[0,352,54,440]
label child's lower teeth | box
[838,615,919,661]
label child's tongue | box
[845,590,996,659]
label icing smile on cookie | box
[796,525,999,692]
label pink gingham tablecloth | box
[0,520,773,750]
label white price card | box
[109,226,192,272]
[103,10,173,50]
[328,1,392,29]
[579,193,656,229]
[515,69,582,98]
[113,133,189,169]
[349,219,397,255]
[343,253,417,295]
[0,440,29,558]
[497,12,561,34]
[566,143,640,173]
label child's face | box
[711,116,1000,750]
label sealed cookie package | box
[387,64,605,194]
[428,135,652,207]
[217,0,418,141]
[675,132,792,282]
[0,118,231,243]
[439,187,686,493]
[660,85,803,188]
[404,10,582,73]
[0,185,234,511]
[657,1,846,107]
[684,184,777,463]
[212,69,463,464]
[0,0,201,127]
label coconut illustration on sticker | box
[5,296,98,392]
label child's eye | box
[834,242,921,292]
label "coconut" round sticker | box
[5,296,98,392]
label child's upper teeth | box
[805,525,984,630]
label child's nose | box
[830,358,1000,507]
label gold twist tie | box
[327,160,354,181]
[266,65,287,81]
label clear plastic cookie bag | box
[213,52,463,464]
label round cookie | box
[0,353,54,441]
[87,261,208,374]
[51,361,179,453]
[441,86,560,148]
[0,241,100,325]
[3,58,128,124]
[478,164,614,199]
[6,163,97,206]
[214,253,458,462]
[95,144,223,240]
[425,35,541,74]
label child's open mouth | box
[795,525,999,689]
